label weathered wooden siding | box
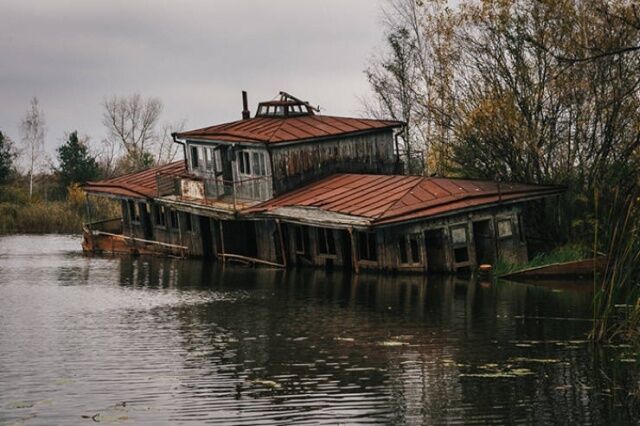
[120,199,212,257]
[284,224,351,269]
[373,206,528,272]
[270,130,396,195]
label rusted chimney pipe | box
[242,91,250,120]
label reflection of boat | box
[82,218,187,257]
[501,257,607,282]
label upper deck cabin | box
[173,92,402,205]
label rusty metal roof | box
[248,174,564,226]
[83,161,186,199]
[176,115,402,145]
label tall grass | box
[0,184,119,235]
[494,243,590,276]
[591,187,640,343]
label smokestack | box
[242,91,250,120]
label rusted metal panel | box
[180,178,205,200]
[177,115,402,145]
[248,173,564,227]
[83,161,186,199]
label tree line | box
[366,0,639,341]
[0,94,183,198]
[365,0,640,241]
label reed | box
[0,184,119,235]
[591,186,640,343]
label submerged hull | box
[82,221,187,257]
[501,257,607,282]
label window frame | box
[317,227,336,256]
[497,218,513,238]
[183,212,193,232]
[357,231,378,262]
[399,233,422,265]
[237,149,267,178]
[154,205,167,228]
[294,225,308,255]
[169,209,179,230]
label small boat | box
[82,218,188,257]
[500,257,607,282]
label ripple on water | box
[0,235,638,425]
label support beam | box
[348,227,360,274]
[276,219,287,267]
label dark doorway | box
[340,230,353,271]
[425,228,448,272]
[473,219,495,265]
[222,220,257,257]
[199,216,214,259]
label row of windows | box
[189,144,268,177]
[238,150,267,176]
[127,200,194,232]
[191,145,223,173]
[291,217,520,266]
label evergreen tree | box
[0,131,16,183]
[56,131,100,187]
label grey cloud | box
[0,0,385,160]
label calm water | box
[0,235,638,425]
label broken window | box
[294,225,308,254]
[238,150,266,177]
[497,219,513,238]
[238,151,251,175]
[190,146,199,169]
[170,210,178,230]
[454,247,469,263]
[358,231,377,261]
[399,234,421,265]
[214,149,223,173]
[204,147,215,172]
[183,212,193,232]
[128,200,140,223]
[317,228,336,255]
[154,205,166,227]
[451,225,469,265]
[451,226,468,244]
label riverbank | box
[0,184,118,235]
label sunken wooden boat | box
[82,218,188,257]
[500,256,607,282]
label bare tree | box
[155,120,185,165]
[20,97,46,198]
[102,94,163,172]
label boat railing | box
[155,172,271,210]
[203,175,272,204]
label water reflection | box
[0,235,637,425]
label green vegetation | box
[56,131,100,188]
[0,131,17,183]
[0,127,118,235]
[0,183,118,235]
[368,0,640,344]
[592,188,640,343]
[494,243,591,277]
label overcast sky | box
[1,0,386,160]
